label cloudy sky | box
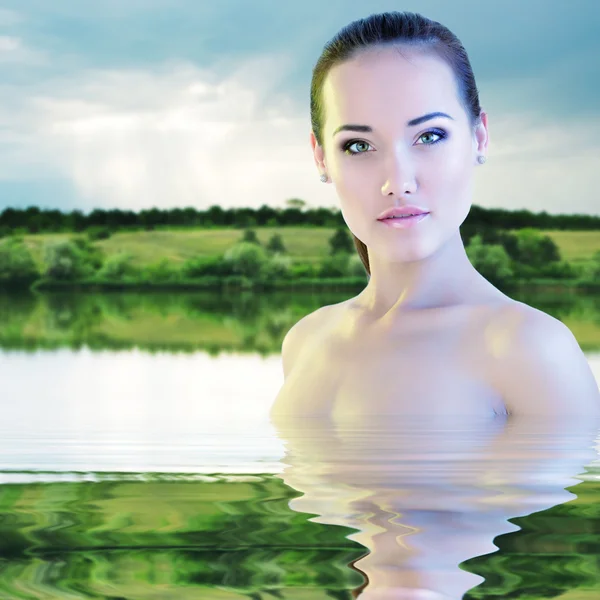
[0,0,598,216]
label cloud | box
[0,51,598,216]
[0,54,326,211]
[0,36,46,65]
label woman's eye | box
[417,130,445,145]
[342,129,447,156]
[342,140,372,156]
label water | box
[1,290,600,599]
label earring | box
[320,173,328,182]
[477,155,486,164]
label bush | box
[537,260,576,279]
[41,239,99,281]
[578,251,600,286]
[289,262,317,278]
[347,254,369,278]
[86,226,113,241]
[466,234,514,286]
[513,228,561,269]
[223,242,269,279]
[0,238,40,288]
[73,237,104,270]
[181,255,233,278]
[140,258,180,282]
[240,228,260,245]
[318,253,351,277]
[259,252,293,280]
[266,233,286,254]
[96,252,138,281]
[328,227,354,254]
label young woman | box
[270,11,600,421]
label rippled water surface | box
[1,410,599,600]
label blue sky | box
[0,0,598,216]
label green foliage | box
[466,234,514,286]
[95,252,138,281]
[181,255,233,278]
[318,253,351,277]
[328,227,354,255]
[578,250,600,285]
[266,233,286,254]
[73,237,104,270]
[223,242,269,279]
[259,253,293,280]
[41,239,102,281]
[0,237,40,288]
[538,260,576,279]
[86,226,113,241]
[241,228,261,245]
[289,262,317,278]
[513,228,561,268]
[347,254,369,278]
[140,258,180,282]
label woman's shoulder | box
[280,304,338,380]
[489,299,600,415]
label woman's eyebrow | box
[332,112,454,137]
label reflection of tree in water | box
[40,293,104,337]
[0,292,38,328]
[2,289,599,354]
[2,470,600,598]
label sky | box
[0,0,598,217]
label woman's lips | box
[379,213,430,228]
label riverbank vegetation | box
[0,224,599,292]
[1,203,599,292]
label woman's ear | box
[475,110,489,155]
[310,131,326,171]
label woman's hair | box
[310,11,483,277]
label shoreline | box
[21,276,599,293]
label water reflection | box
[1,289,599,354]
[271,414,600,599]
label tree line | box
[0,201,598,237]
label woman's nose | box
[381,155,417,196]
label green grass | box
[536,230,600,264]
[19,226,600,269]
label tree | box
[466,234,514,287]
[266,233,286,254]
[0,238,40,288]
[42,240,99,281]
[96,252,137,281]
[285,198,307,211]
[241,228,261,245]
[513,228,561,269]
[328,227,354,255]
[223,242,269,279]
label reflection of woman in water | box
[270,10,600,599]
[271,11,599,420]
[276,415,600,599]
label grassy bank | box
[18,227,600,269]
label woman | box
[270,11,599,421]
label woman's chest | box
[276,308,507,418]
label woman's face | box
[312,47,488,263]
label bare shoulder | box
[494,301,600,416]
[280,303,337,380]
